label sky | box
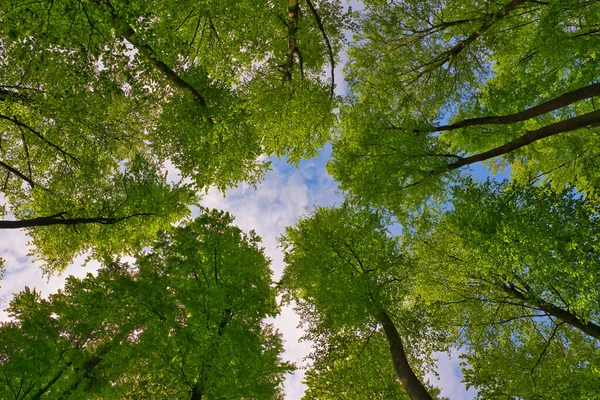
[0,0,483,397]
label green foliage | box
[281,204,445,399]
[3,1,600,397]
[0,210,292,399]
[330,0,600,218]
[303,333,412,400]
[408,180,600,398]
[0,0,346,271]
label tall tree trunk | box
[190,382,203,400]
[378,311,433,400]
[283,0,301,82]
[501,284,600,340]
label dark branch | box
[530,322,563,374]
[0,213,155,229]
[0,159,36,188]
[439,109,600,172]
[397,82,600,134]
[305,0,335,96]
[0,114,82,163]
[500,283,600,340]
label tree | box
[281,205,445,400]
[329,0,600,218]
[408,180,600,397]
[0,209,293,399]
[302,333,418,400]
[0,0,346,271]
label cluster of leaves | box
[281,205,446,400]
[0,210,292,399]
[330,0,600,220]
[0,0,347,270]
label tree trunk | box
[190,382,203,400]
[283,0,300,82]
[501,284,600,340]
[378,311,433,400]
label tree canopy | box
[0,210,292,399]
[408,180,600,398]
[2,0,600,398]
[281,205,445,399]
[0,0,346,270]
[330,0,600,219]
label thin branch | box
[0,160,36,188]
[0,114,81,163]
[20,132,33,182]
[100,0,214,125]
[305,0,335,96]
[0,212,155,229]
[530,322,563,374]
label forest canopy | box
[1,0,600,399]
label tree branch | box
[0,213,155,229]
[399,82,600,134]
[30,362,73,400]
[500,283,600,340]
[0,159,36,188]
[0,114,81,163]
[530,322,563,374]
[434,108,600,173]
[305,0,335,96]
[437,0,528,67]
[98,0,214,125]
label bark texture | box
[0,213,153,229]
[438,108,600,173]
[501,284,600,340]
[378,311,433,400]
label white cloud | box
[200,153,341,399]
[0,228,100,320]
[428,350,478,399]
